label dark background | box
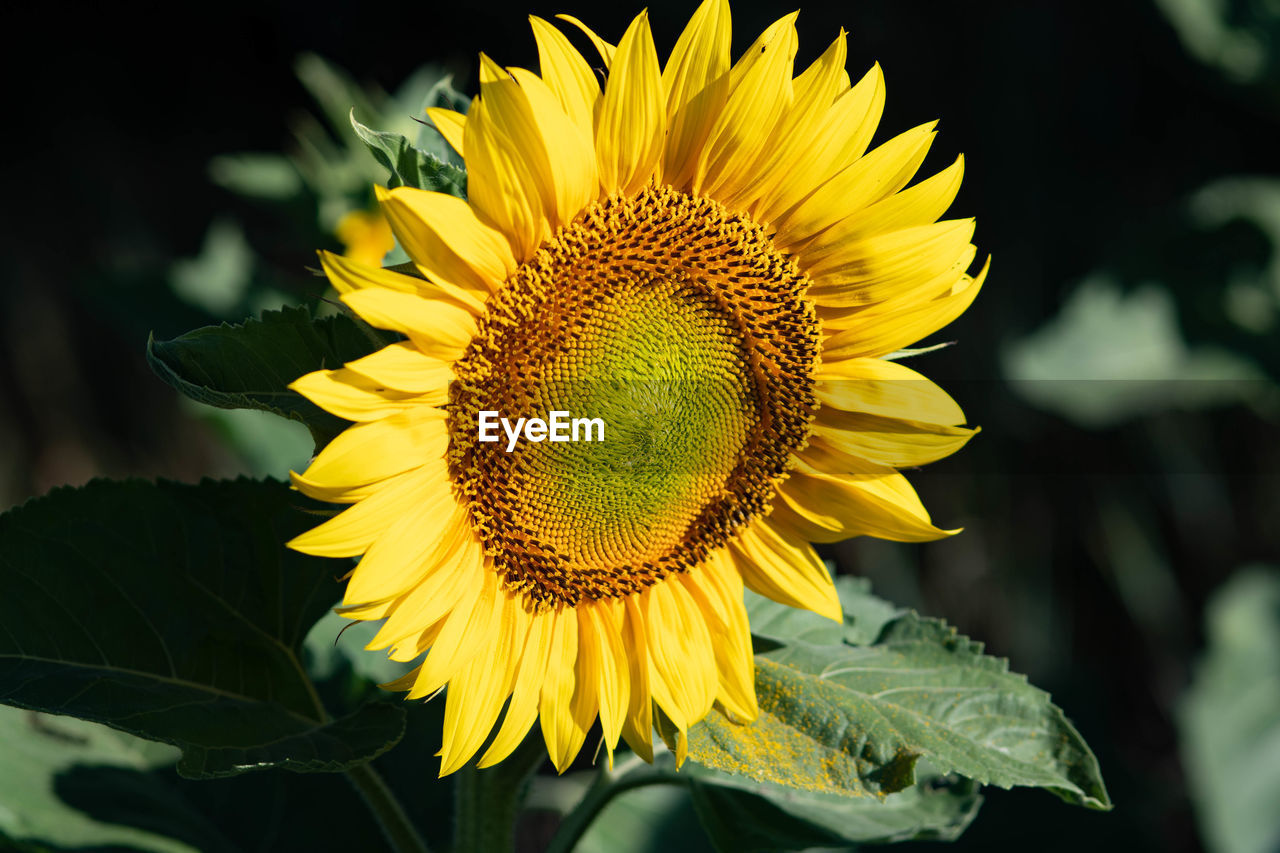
[3,1,1278,851]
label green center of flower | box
[450,187,819,608]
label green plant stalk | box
[454,734,548,853]
[293,649,429,853]
[346,760,432,853]
[545,759,681,853]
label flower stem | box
[454,734,548,853]
[545,763,680,853]
[346,760,431,853]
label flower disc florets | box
[450,186,820,608]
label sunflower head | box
[288,0,986,777]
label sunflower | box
[287,0,986,777]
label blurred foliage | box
[1003,278,1269,427]
[1179,567,1280,853]
[0,707,193,852]
[1156,0,1280,86]
[157,57,467,479]
[208,53,464,236]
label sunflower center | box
[449,186,819,608]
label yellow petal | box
[539,607,586,773]
[296,408,448,491]
[464,81,550,261]
[411,564,503,698]
[343,492,467,607]
[778,453,957,543]
[807,212,974,284]
[530,15,600,132]
[317,250,422,296]
[643,580,716,736]
[479,607,554,767]
[556,14,616,67]
[581,601,629,758]
[320,249,486,317]
[376,185,513,297]
[289,470,382,505]
[807,155,964,254]
[813,357,967,425]
[754,63,886,223]
[378,664,421,694]
[727,30,848,214]
[340,289,477,360]
[774,121,937,247]
[788,448,936,523]
[731,520,842,621]
[809,416,976,467]
[287,466,438,558]
[619,596,654,762]
[563,621,604,771]
[681,555,757,721]
[791,30,849,102]
[343,342,453,397]
[659,0,731,190]
[425,107,466,158]
[812,354,978,468]
[509,67,598,224]
[289,366,430,422]
[477,55,566,226]
[813,238,976,316]
[820,257,990,358]
[595,11,665,196]
[695,13,799,198]
[439,594,529,775]
[391,618,446,665]
[358,529,480,628]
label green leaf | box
[176,702,406,779]
[1179,566,1280,853]
[412,72,470,166]
[351,109,467,197]
[749,576,901,650]
[679,579,1110,809]
[687,762,982,851]
[424,72,469,117]
[554,747,977,853]
[30,741,402,853]
[146,304,391,447]
[0,705,212,852]
[0,478,405,779]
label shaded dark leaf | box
[146,304,390,448]
[688,766,981,852]
[0,478,404,780]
